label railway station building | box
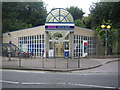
[3,8,104,58]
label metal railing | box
[2,56,81,69]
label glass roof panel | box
[59,16,64,22]
[66,14,73,22]
[53,18,59,22]
[48,17,54,22]
[60,9,69,16]
[56,16,60,21]
[46,8,74,23]
[62,19,67,22]
[46,14,52,22]
[51,9,59,17]
[48,31,70,40]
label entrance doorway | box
[54,42,63,57]
[47,30,72,58]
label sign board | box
[45,23,74,31]
[83,40,88,57]
[84,42,88,53]
[49,50,54,58]
[64,50,69,58]
[45,26,74,30]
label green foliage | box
[2,2,47,33]
[96,21,119,55]
[90,2,120,29]
[82,16,92,28]
[75,19,85,27]
[66,6,91,28]
[74,16,92,29]
[66,6,85,21]
[89,2,120,54]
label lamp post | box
[101,25,111,56]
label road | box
[73,60,119,73]
[1,61,119,89]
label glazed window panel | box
[18,34,45,57]
[74,35,97,57]
[74,35,81,57]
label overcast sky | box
[42,0,100,16]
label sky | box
[42,0,100,16]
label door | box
[54,42,63,57]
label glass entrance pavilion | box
[45,8,74,58]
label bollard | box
[67,58,69,69]
[42,57,44,68]
[78,57,80,68]
[19,55,21,67]
[8,53,11,61]
[45,57,47,62]
[54,58,56,68]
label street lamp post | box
[101,25,111,56]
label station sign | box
[45,23,74,31]
[45,26,74,30]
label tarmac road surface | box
[1,61,119,89]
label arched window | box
[46,8,74,23]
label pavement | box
[1,56,120,72]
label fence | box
[2,56,82,69]
[2,55,119,70]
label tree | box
[66,6,91,28]
[75,19,85,27]
[2,2,47,33]
[96,20,119,55]
[74,16,92,29]
[89,2,120,29]
[89,2,120,55]
[66,6,85,21]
